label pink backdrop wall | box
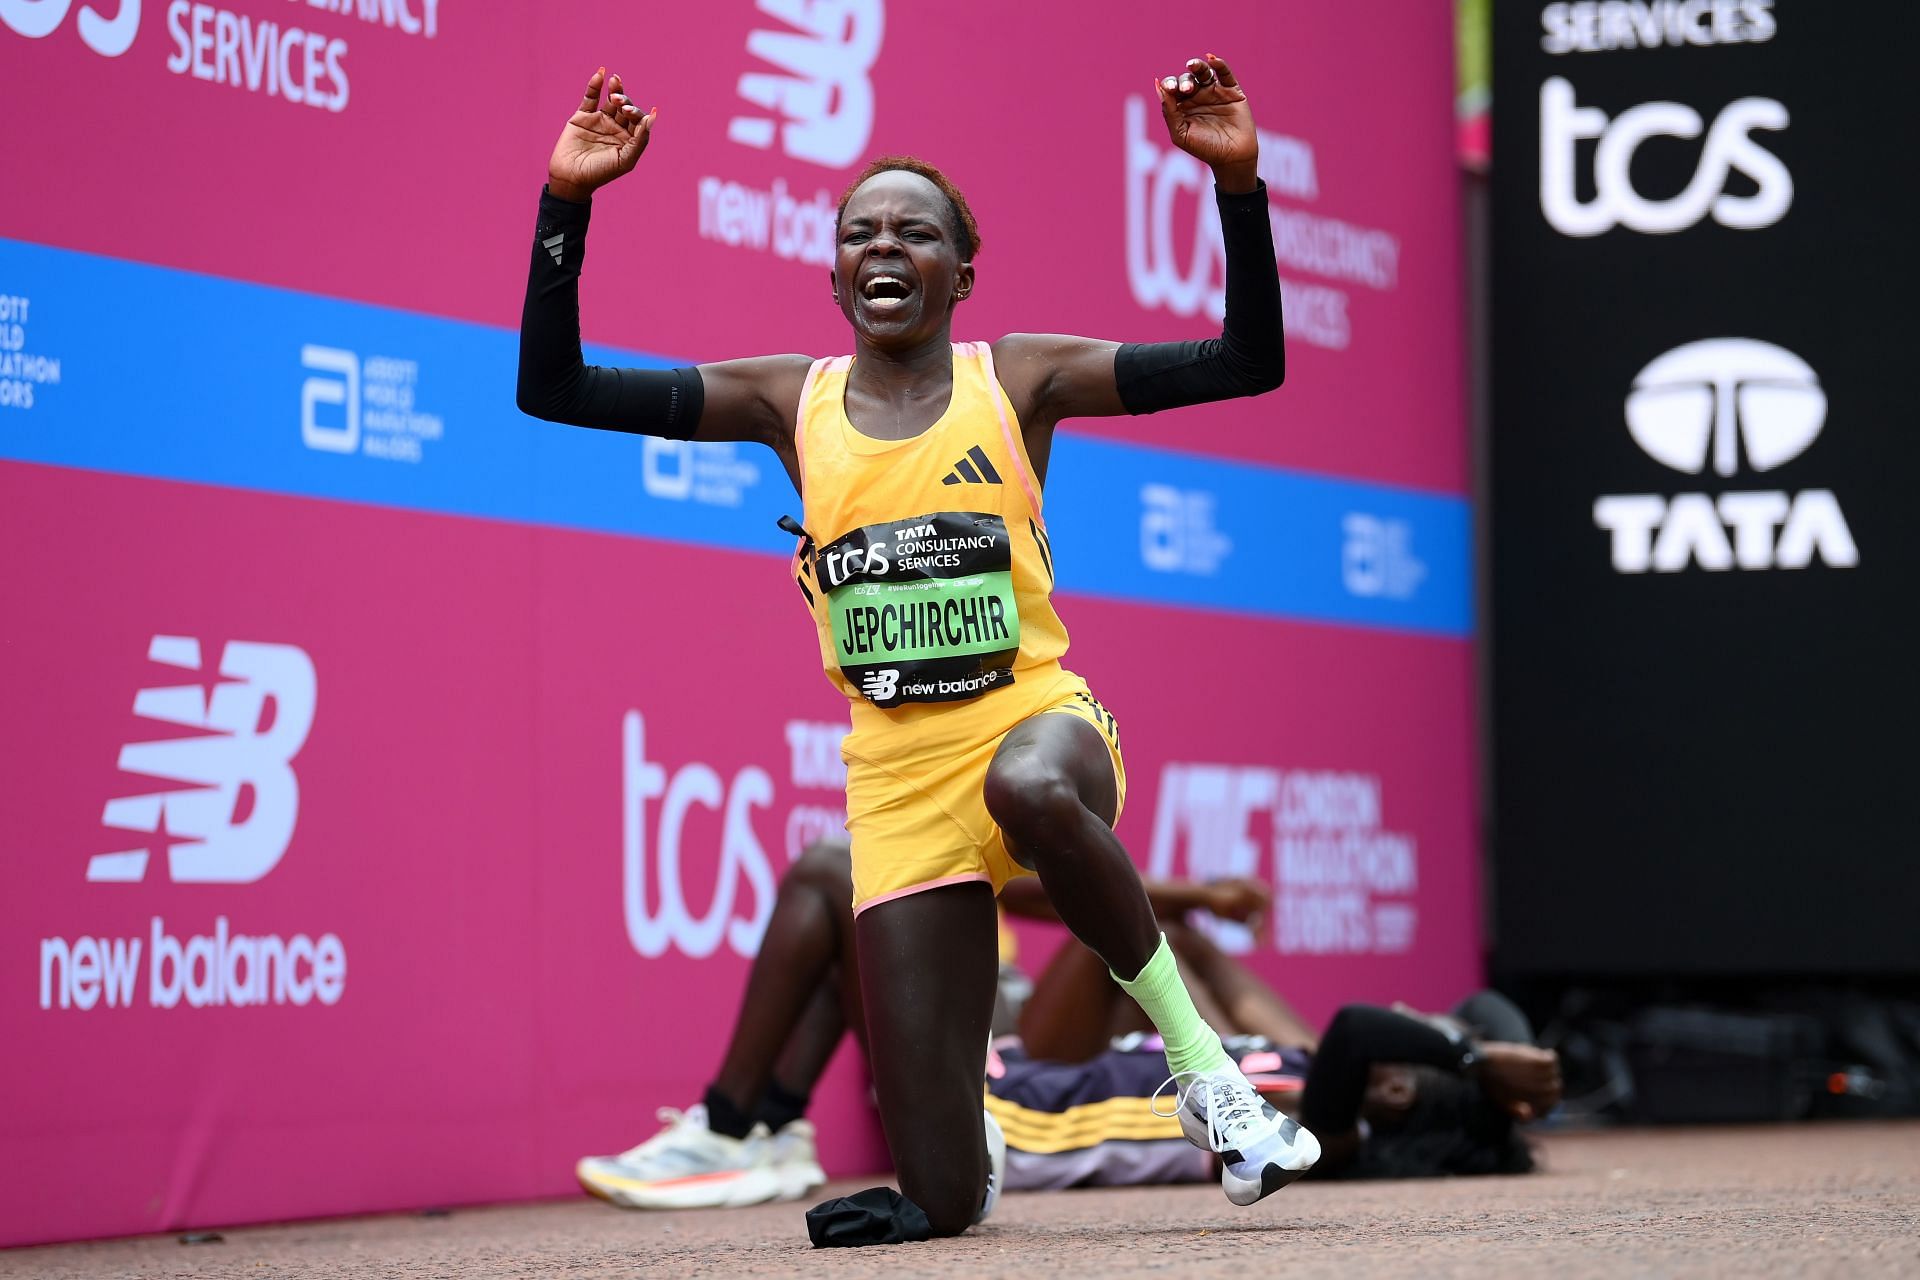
[1,0,1471,1247]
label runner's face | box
[833,172,973,348]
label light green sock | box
[1112,934,1234,1078]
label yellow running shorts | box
[843,667,1127,913]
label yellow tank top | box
[790,342,1070,738]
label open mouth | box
[860,274,914,309]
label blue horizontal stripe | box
[0,238,1469,637]
[1043,439,1471,635]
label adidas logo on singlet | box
[940,445,1003,486]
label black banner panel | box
[1492,2,1920,976]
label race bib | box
[818,511,1020,708]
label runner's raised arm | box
[991,54,1285,478]
[515,68,806,485]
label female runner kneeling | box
[519,51,1315,1237]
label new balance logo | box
[90,636,317,885]
[542,233,566,266]
[729,0,884,168]
[940,445,1003,487]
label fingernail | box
[1163,77,1177,90]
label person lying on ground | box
[572,836,1280,1209]
[575,838,1559,1206]
[983,909,1561,1186]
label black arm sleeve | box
[1113,180,1285,415]
[1300,1005,1475,1136]
[515,187,705,438]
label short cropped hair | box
[836,156,982,260]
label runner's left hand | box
[1155,53,1259,191]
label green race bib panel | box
[820,511,1021,708]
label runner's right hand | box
[547,68,655,202]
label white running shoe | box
[766,1119,828,1201]
[575,1104,782,1210]
[976,1108,1007,1224]
[1157,1067,1320,1206]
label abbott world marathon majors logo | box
[301,343,444,464]
[1,0,444,114]
[1141,483,1231,577]
[621,710,847,959]
[640,435,765,510]
[698,0,884,269]
[1594,339,1858,573]
[39,635,349,1013]
[1146,763,1418,958]
[0,291,58,411]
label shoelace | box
[1152,1071,1267,1152]
[617,1106,701,1160]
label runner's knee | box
[983,755,1082,843]
[790,836,853,894]
[875,1048,988,1236]
[925,1196,981,1238]
[896,1150,985,1237]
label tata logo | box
[0,0,139,58]
[1625,339,1824,477]
[728,0,884,169]
[1594,340,1857,573]
[1540,77,1791,237]
[622,710,775,959]
[89,635,317,884]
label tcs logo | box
[0,0,139,57]
[622,710,775,959]
[1540,77,1791,237]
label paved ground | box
[7,1124,1918,1279]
